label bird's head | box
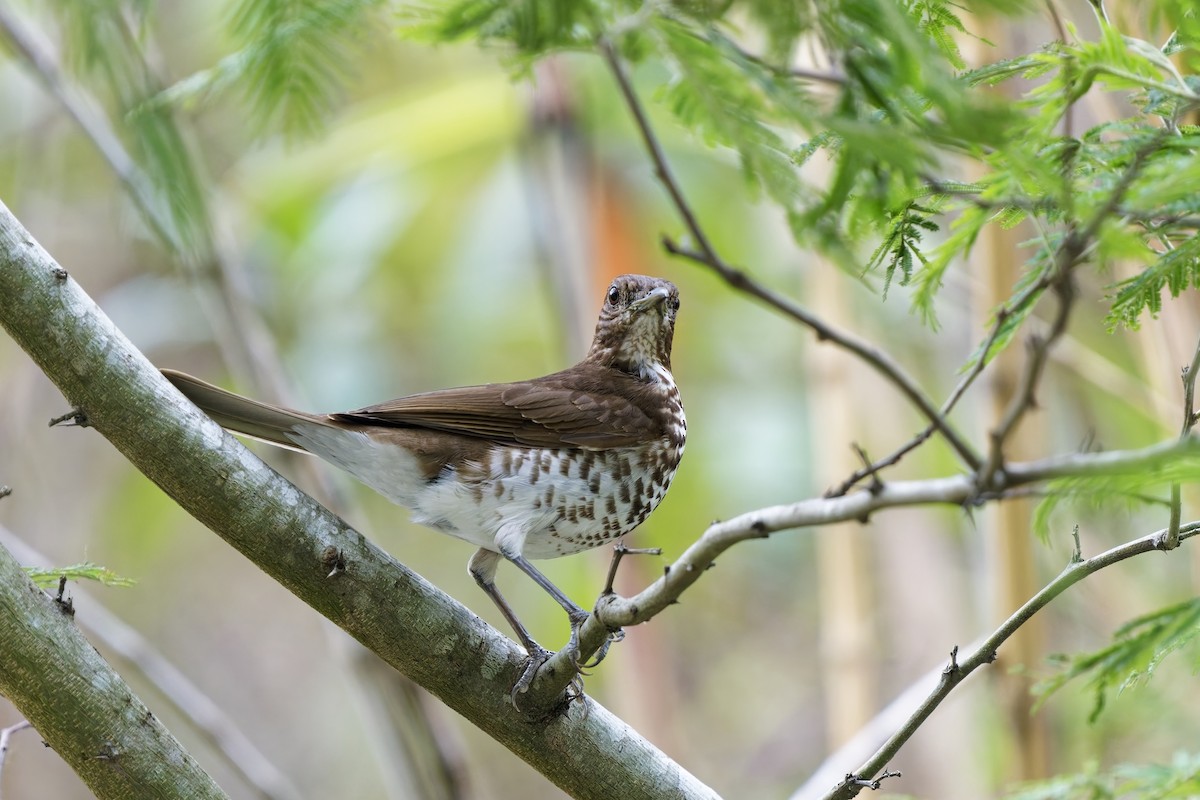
[586,274,680,379]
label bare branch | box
[976,134,1165,492]
[829,304,1010,497]
[821,519,1200,800]
[555,435,1200,674]
[790,636,987,800]
[0,719,34,792]
[1163,332,1200,548]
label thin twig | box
[821,519,1200,800]
[976,134,1165,492]
[665,238,983,471]
[0,719,34,797]
[1163,332,1200,549]
[789,637,986,799]
[598,36,983,472]
[828,305,1010,497]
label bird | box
[162,274,685,697]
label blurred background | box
[2,1,1199,798]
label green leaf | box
[1005,753,1200,800]
[24,562,137,589]
[225,0,387,136]
[1105,237,1200,331]
[1035,599,1200,722]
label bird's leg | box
[468,549,552,702]
[505,553,592,669]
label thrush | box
[163,274,685,696]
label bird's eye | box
[606,286,621,306]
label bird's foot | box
[581,627,625,670]
[510,644,553,708]
[563,609,591,672]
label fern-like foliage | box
[405,0,1026,265]
[24,562,136,589]
[1004,753,1200,800]
[43,0,212,257]
[1035,599,1200,723]
[161,0,386,138]
[866,199,941,296]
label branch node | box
[844,768,902,790]
[1070,525,1083,563]
[603,542,662,593]
[943,645,960,676]
[0,486,10,501]
[321,546,346,578]
[51,266,68,281]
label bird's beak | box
[629,287,670,313]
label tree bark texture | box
[0,199,718,800]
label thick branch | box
[0,527,302,800]
[0,201,718,800]
[0,540,228,799]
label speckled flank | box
[410,364,684,560]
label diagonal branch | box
[820,519,1200,800]
[827,304,1010,497]
[599,38,982,472]
[0,526,304,800]
[0,200,719,800]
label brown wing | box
[331,364,662,449]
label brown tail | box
[162,369,327,451]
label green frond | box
[653,17,809,210]
[866,198,943,296]
[225,0,387,136]
[401,0,605,56]
[1105,237,1200,331]
[42,0,212,258]
[1005,753,1200,800]
[24,562,137,589]
[1035,599,1200,723]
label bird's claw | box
[510,645,553,708]
[564,612,588,672]
[581,628,624,670]
[510,611,625,708]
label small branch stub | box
[48,408,90,428]
[943,645,960,676]
[844,768,902,791]
[320,546,346,578]
[603,541,661,595]
[53,576,74,617]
